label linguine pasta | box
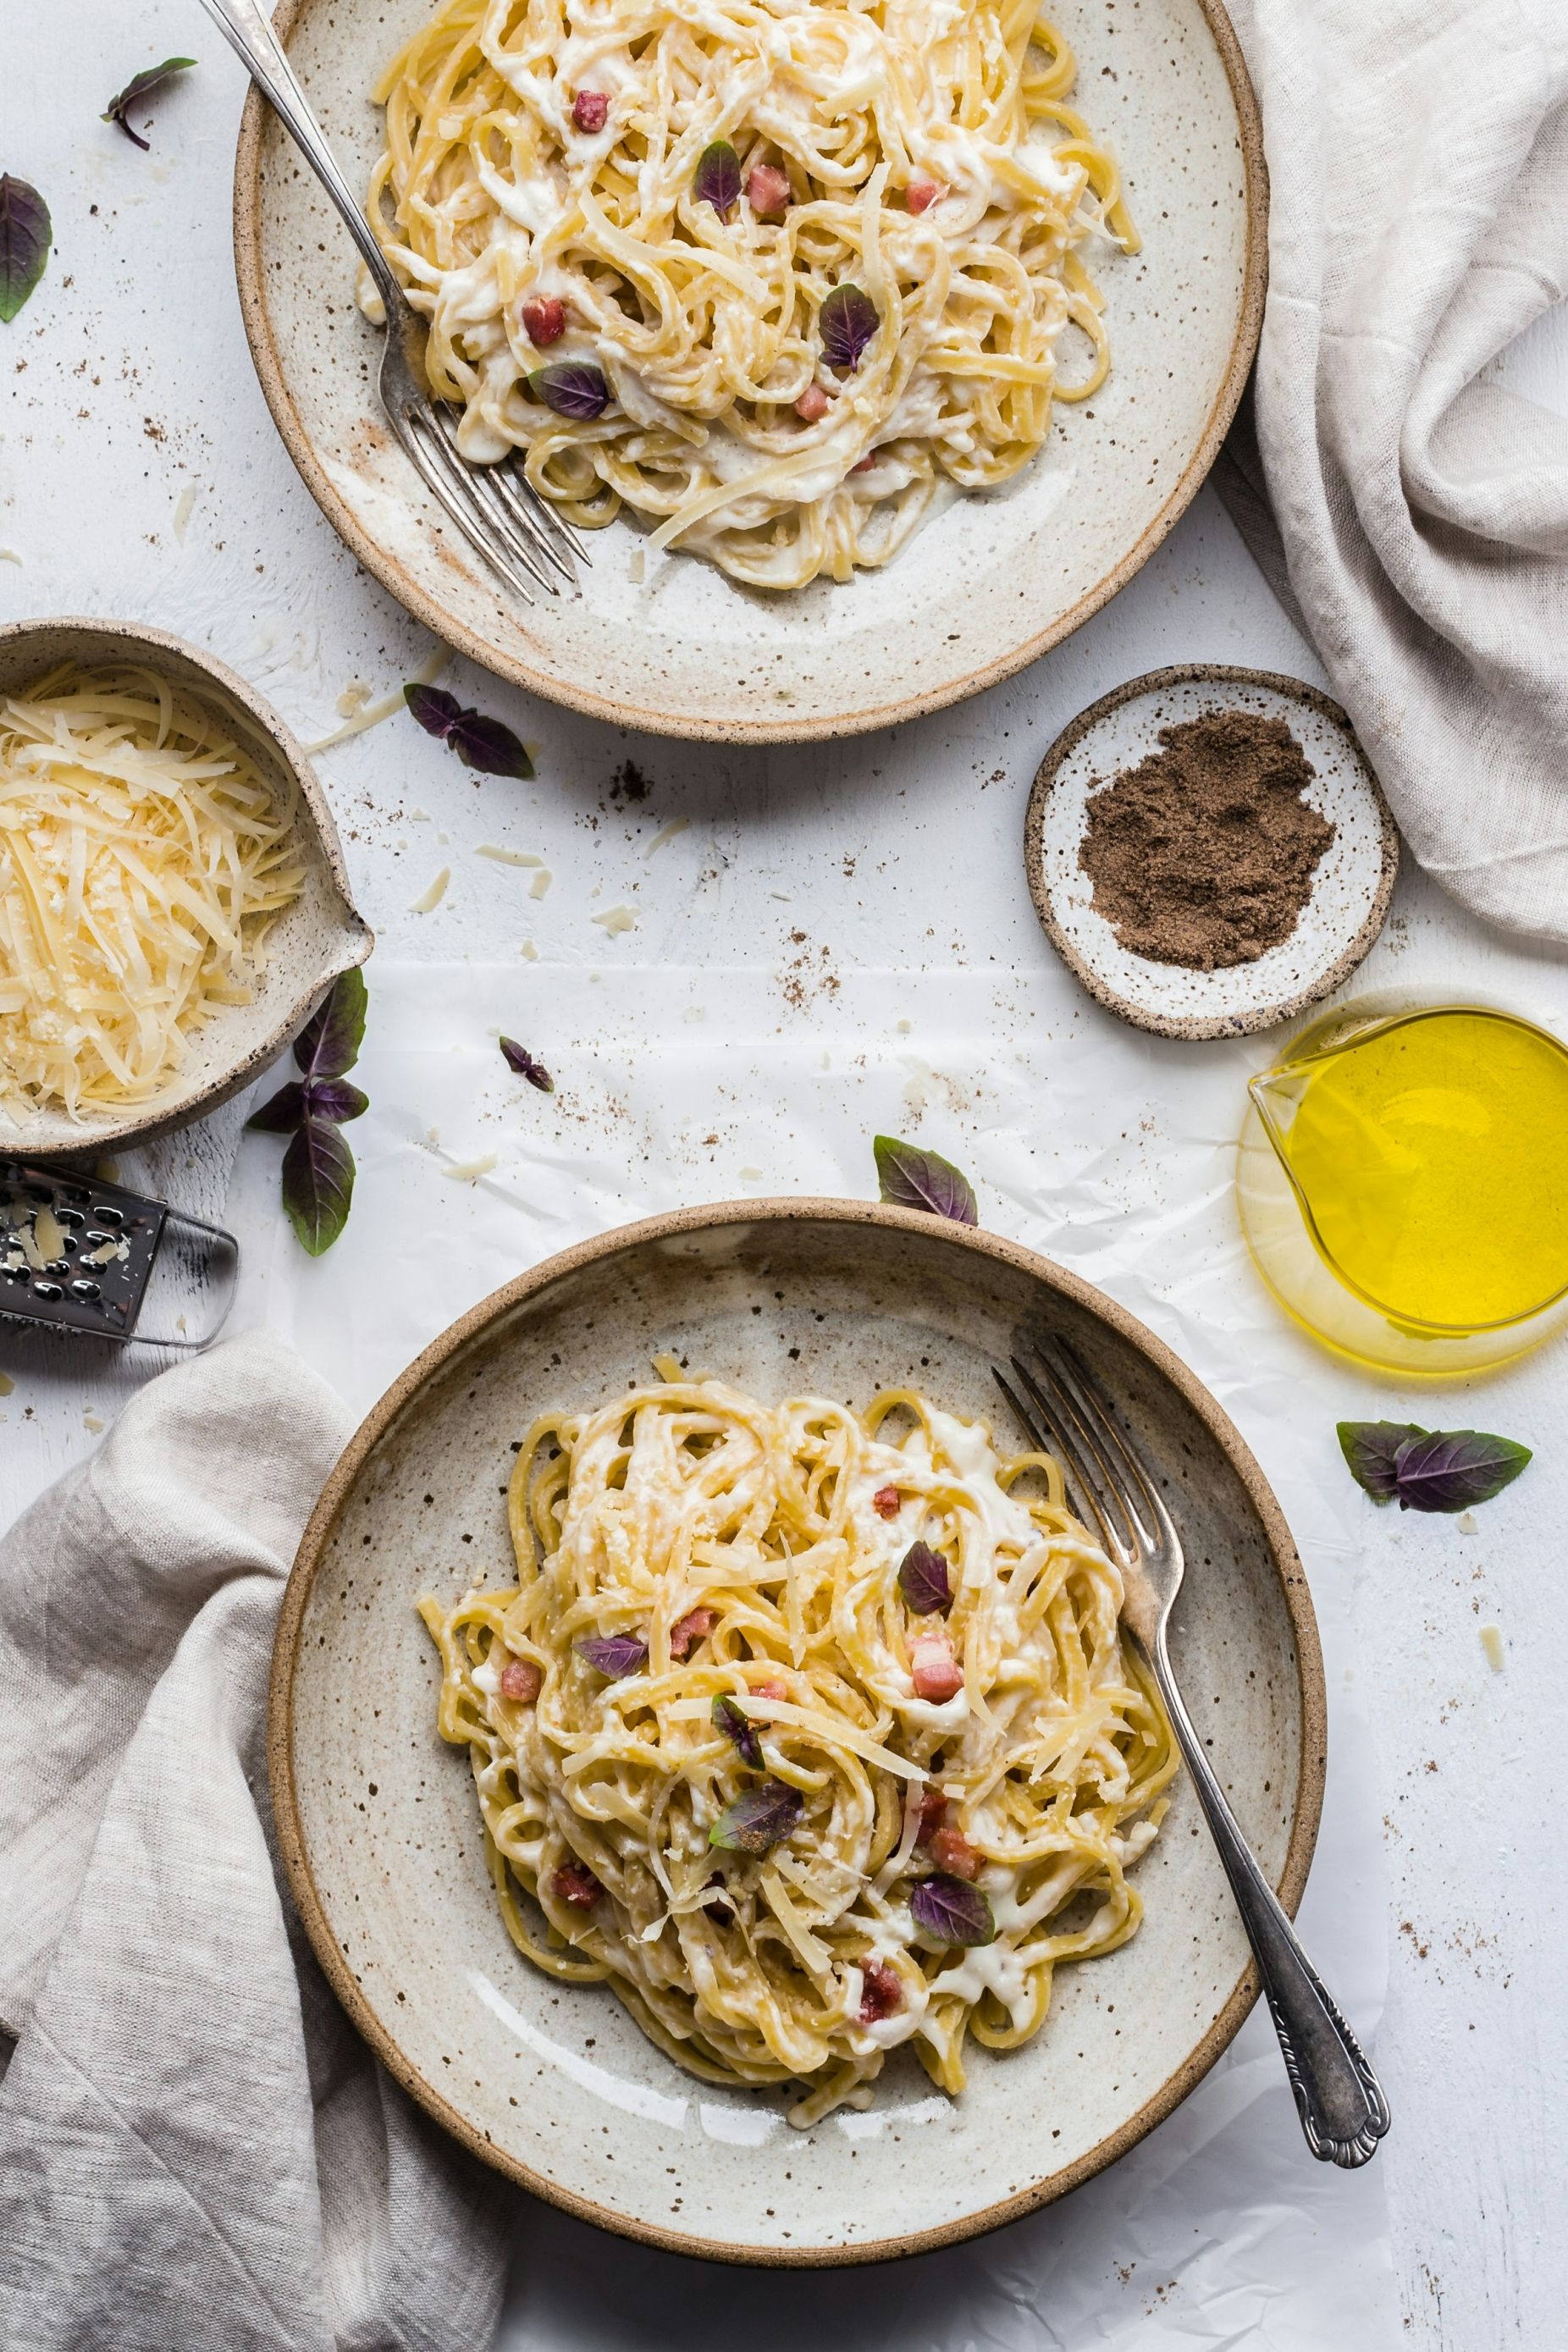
[367,0,1136,587]
[420,1365,1177,2123]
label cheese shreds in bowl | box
[0,665,306,1123]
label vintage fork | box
[995,1339,1391,2167]
[197,0,586,603]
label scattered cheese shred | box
[529,870,552,900]
[0,664,306,1123]
[305,643,447,754]
[444,1151,499,1181]
[593,905,637,936]
[646,819,689,856]
[173,486,200,543]
[1480,1625,1505,1672]
[476,844,544,868]
[410,867,450,914]
[0,1371,14,1397]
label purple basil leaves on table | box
[404,683,534,780]
[820,284,878,372]
[1337,1420,1532,1513]
[102,57,196,151]
[694,140,742,220]
[500,1037,554,1092]
[246,969,369,1255]
[911,1874,996,1947]
[575,1632,649,1678]
[294,964,367,1083]
[0,176,51,325]
[874,1134,978,1224]
[280,1118,356,1258]
[528,360,611,422]
[709,1780,803,1855]
[712,1693,764,1769]
[897,1539,952,1618]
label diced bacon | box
[929,1825,981,1881]
[905,176,943,215]
[500,1654,542,1703]
[521,295,566,348]
[746,164,792,218]
[750,1678,787,1701]
[572,90,609,133]
[549,1858,601,1910]
[909,1631,963,1703]
[914,1784,947,1847]
[859,1961,904,2023]
[671,1606,717,1660]
[871,1483,901,1520]
[794,384,830,422]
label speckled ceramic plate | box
[0,616,372,1160]
[270,1201,1323,2264]
[1024,665,1400,1040]
[232,0,1264,743]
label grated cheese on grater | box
[0,664,306,1123]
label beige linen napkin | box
[0,1331,513,2352]
[1216,0,1568,944]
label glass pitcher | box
[1236,995,1568,1377]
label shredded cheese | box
[0,664,306,1123]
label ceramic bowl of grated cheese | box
[0,617,372,1159]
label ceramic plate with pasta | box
[236,0,1263,737]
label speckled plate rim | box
[268,1196,1327,2266]
[0,613,373,1160]
[230,2,1268,746]
[1024,663,1402,1041]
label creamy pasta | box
[366,0,1135,587]
[420,1365,1176,2123]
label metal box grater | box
[1,1161,239,1348]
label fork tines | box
[994,1339,1161,1565]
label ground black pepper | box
[1079,710,1335,970]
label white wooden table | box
[6,13,1568,2345]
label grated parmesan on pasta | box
[0,665,306,1123]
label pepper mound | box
[1079,709,1336,971]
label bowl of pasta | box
[270,1199,1323,2263]
[234,0,1264,741]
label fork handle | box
[1148,1631,1390,2167]
[196,0,401,310]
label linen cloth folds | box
[1217,0,1568,946]
[0,1332,513,2352]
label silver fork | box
[198,0,586,603]
[996,1339,1390,2168]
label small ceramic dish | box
[270,1200,1324,2266]
[1024,665,1400,1040]
[0,616,372,1160]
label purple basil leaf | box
[897,1540,952,1618]
[575,1632,649,1679]
[712,1694,764,1769]
[874,1135,978,1224]
[0,176,51,325]
[1391,1427,1532,1515]
[102,56,196,150]
[693,140,742,219]
[404,683,464,740]
[500,1038,555,1093]
[246,1080,308,1135]
[445,710,534,778]
[280,1117,355,1257]
[709,1779,803,1855]
[293,967,367,1082]
[820,284,879,372]
[305,1077,368,1124]
[529,361,611,422]
[1335,1421,1427,1505]
[910,1874,996,1948]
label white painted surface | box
[4,8,1568,2346]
